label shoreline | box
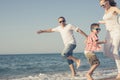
[0,75,117,80]
[98,76,116,80]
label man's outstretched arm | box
[37,28,54,34]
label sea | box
[0,52,118,80]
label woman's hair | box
[100,0,117,6]
[108,0,116,6]
[90,23,99,31]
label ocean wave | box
[7,69,117,80]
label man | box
[37,16,87,77]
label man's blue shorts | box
[61,44,76,65]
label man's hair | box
[90,23,99,31]
[58,16,66,21]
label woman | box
[99,0,120,79]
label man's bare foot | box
[71,73,76,78]
[86,73,94,80]
[71,73,80,78]
[116,73,120,80]
[76,59,81,69]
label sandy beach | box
[98,76,119,80]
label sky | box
[0,0,120,54]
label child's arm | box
[97,40,106,44]
[77,29,88,38]
[37,28,54,34]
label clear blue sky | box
[0,0,120,54]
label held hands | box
[103,40,107,44]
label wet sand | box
[98,76,119,80]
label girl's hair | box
[90,23,99,31]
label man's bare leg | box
[69,64,76,77]
[67,56,81,69]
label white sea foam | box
[10,69,117,80]
[0,53,118,80]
